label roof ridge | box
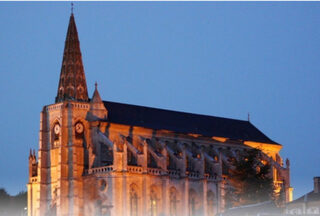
[103,100,248,123]
[103,100,279,145]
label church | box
[27,12,292,216]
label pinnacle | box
[91,82,103,104]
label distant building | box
[285,177,320,215]
[216,201,282,216]
[27,12,292,216]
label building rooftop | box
[289,191,320,204]
[103,100,279,145]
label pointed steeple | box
[55,13,88,103]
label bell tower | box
[28,12,90,216]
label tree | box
[0,188,10,215]
[0,188,27,216]
[225,148,275,208]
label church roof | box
[55,13,89,103]
[103,100,279,145]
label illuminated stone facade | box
[27,13,292,216]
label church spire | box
[55,13,88,103]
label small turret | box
[28,149,38,178]
[86,82,108,121]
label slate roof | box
[103,100,279,145]
[289,191,320,204]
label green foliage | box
[225,148,275,208]
[0,188,27,216]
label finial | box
[71,2,74,14]
[95,81,98,90]
[286,158,290,168]
[248,112,250,122]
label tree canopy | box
[225,148,275,208]
[0,188,27,216]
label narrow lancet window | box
[130,185,138,216]
[170,187,178,216]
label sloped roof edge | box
[102,100,279,145]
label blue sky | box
[0,2,319,199]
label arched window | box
[207,191,215,216]
[189,189,197,216]
[150,188,158,216]
[130,184,138,216]
[169,187,178,216]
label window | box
[169,187,179,216]
[150,188,158,216]
[189,189,197,216]
[130,185,138,216]
[207,191,215,216]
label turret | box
[28,149,37,178]
[86,82,108,121]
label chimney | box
[314,177,320,193]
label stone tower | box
[27,13,92,216]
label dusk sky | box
[0,2,319,199]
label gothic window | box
[189,189,197,216]
[130,184,138,216]
[67,86,74,96]
[207,191,215,216]
[169,187,178,216]
[150,188,158,216]
[77,86,84,95]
